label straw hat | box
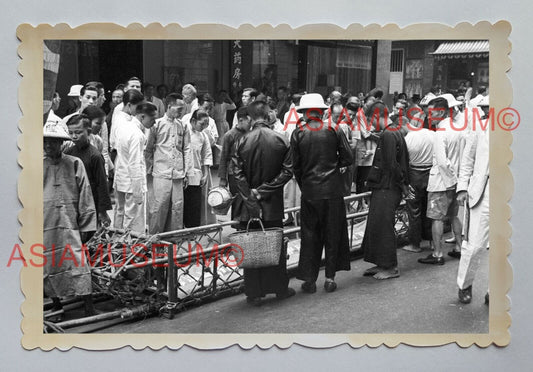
[419,92,436,106]
[438,93,463,108]
[43,121,71,140]
[67,84,83,97]
[296,93,328,113]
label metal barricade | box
[86,191,408,320]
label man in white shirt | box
[60,84,98,129]
[419,96,465,265]
[181,94,219,149]
[84,81,112,175]
[232,88,258,128]
[143,82,166,119]
[58,84,100,151]
[456,97,490,304]
[182,83,199,115]
[403,111,435,253]
[110,76,142,149]
[113,93,154,234]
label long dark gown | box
[361,127,410,269]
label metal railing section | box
[82,191,409,320]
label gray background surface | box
[1,1,531,370]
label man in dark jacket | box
[232,100,295,306]
[291,93,354,293]
[218,107,252,221]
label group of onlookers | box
[43,76,491,312]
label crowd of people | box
[43,75,490,314]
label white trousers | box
[148,177,184,233]
[114,190,146,234]
[457,185,489,290]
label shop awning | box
[430,40,489,59]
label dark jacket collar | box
[252,120,269,129]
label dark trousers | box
[356,166,371,194]
[406,168,432,245]
[342,166,354,196]
[183,186,202,228]
[228,174,242,220]
[238,220,289,298]
[362,188,402,269]
[297,197,351,282]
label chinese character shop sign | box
[232,40,243,92]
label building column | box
[375,40,392,106]
[143,41,165,85]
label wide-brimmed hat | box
[438,93,463,108]
[43,121,71,140]
[419,92,436,106]
[296,93,328,113]
[67,84,83,97]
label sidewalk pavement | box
[105,245,489,334]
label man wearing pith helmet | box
[291,93,353,294]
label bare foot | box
[363,266,381,276]
[402,245,422,253]
[373,268,400,280]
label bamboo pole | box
[53,304,154,330]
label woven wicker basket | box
[228,218,283,269]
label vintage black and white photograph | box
[15,22,512,349]
[39,36,494,335]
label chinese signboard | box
[232,40,243,93]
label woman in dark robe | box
[361,102,410,280]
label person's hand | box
[183,176,189,189]
[132,181,144,205]
[247,200,262,219]
[363,150,372,158]
[219,178,228,188]
[403,185,415,200]
[456,190,468,205]
[98,211,111,227]
[339,167,347,174]
[251,189,261,200]
[200,175,208,187]
[133,191,144,205]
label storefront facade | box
[53,39,387,115]
[430,40,489,94]
[52,39,488,116]
[389,39,489,99]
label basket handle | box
[246,218,265,233]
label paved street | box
[106,242,489,334]
[99,170,489,334]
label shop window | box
[251,40,300,98]
[307,44,372,97]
